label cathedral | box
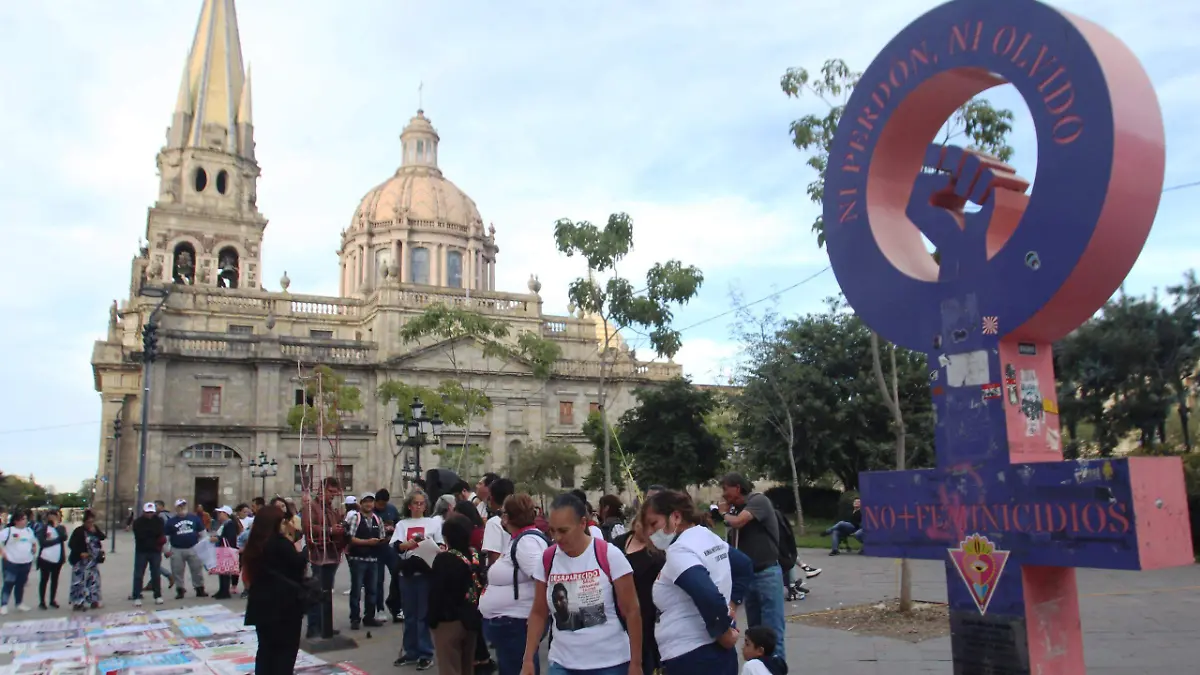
[90,0,680,517]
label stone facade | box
[89,0,680,519]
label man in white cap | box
[163,499,208,600]
[130,503,166,607]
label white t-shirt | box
[482,515,509,555]
[588,525,604,540]
[39,526,63,564]
[389,517,443,562]
[653,525,733,661]
[742,659,774,675]
[0,527,38,564]
[479,527,550,619]
[533,538,633,670]
[239,516,254,531]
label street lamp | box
[393,397,444,487]
[247,452,278,498]
[135,284,171,511]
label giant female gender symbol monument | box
[823,0,1195,672]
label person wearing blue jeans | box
[824,498,864,554]
[345,493,384,630]
[547,665,629,675]
[397,574,433,663]
[483,616,540,675]
[717,473,787,661]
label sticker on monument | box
[982,316,999,335]
[981,383,1002,400]
[1018,343,1037,356]
[1019,369,1043,436]
[945,350,989,387]
[949,534,1010,616]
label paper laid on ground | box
[0,604,375,674]
[411,537,441,568]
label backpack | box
[541,538,626,632]
[599,518,626,543]
[769,509,799,573]
[509,527,551,600]
[451,548,487,605]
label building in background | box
[90,0,679,516]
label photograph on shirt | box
[549,570,608,632]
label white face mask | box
[649,517,678,549]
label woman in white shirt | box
[480,494,550,675]
[36,510,68,609]
[0,512,39,614]
[388,489,443,670]
[523,493,642,675]
[643,490,739,675]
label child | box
[742,625,788,674]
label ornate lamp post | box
[393,397,444,488]
[247,451,278,498]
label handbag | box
[210,544,241,576]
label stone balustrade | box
[552,358,680,381]
[160,330,376,363]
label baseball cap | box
[175,499,188,507]
[215,505,233,516]
[360,492,376,502]
[142,502,156,513]
[344,495,358,505]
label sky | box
[1,0,1198,492]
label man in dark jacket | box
[131,503,166,606]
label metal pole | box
[104,476,112,551]
[110,416,122,553]
[260,473,266,499]
[135,296,168,511]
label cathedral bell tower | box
[145,0,267,290]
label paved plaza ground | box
[2,532,1196,673]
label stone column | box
[489,258,496,291]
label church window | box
[217,247,239,289]
[589,402,600,415]
[447,251,463,288]
[560,464,576,489]
[336,465,354,492]
[193,167,208,192]
[416,139,424,157]
[294,389,314,406]
[181,443,238,461]
[559,401,574,425]
[375,248,389,286]
[411,247,430,285]
[215,170,229,195]
[294,465,314,493]
[172,242,197,284]
[200,386,222,415]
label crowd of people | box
[0,471,820,675]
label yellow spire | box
[176,0,247,153]
[237,64,253,126]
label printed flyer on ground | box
[0,605,372,674]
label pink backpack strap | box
[593,537,613,582]
[542,544,557,578]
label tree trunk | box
[871,332,912,612]
[784,410,805,535]
[1177,390,1192,452]
[600,352,613,495]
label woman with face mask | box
[642,490,739,675]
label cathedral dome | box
[339,109,499,296]
[349,110,483,234]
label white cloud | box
[674,337,742,386]
[0,0,1197,490]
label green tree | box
[555,212,704,492]
[782,57,1015,611]
[286,365,364,445]
[377,378,479,489]
[396,304,562,474]
[511,442,584,508]
[581,411,629,493]
[0,473,50,510]
[615,378,725,490]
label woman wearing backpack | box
[481,494,550,675]
[643,490,739,675]
[429,513,485,675]
[523,493,642,675]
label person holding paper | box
[390,488,443,670]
